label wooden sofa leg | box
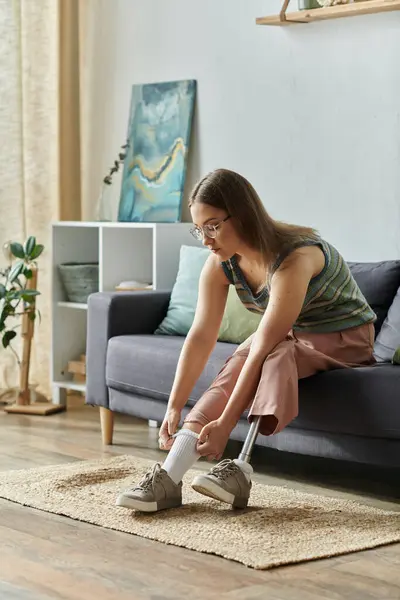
[100,407,114,445]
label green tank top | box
[221,236,376,333]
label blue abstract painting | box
[118,79,196,223]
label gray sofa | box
[86,260,400,468]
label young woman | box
[116,169,376,512]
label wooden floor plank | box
[0,397,399,600]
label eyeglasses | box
[190,216,231,241]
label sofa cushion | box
[106,334,235,405]
[348,260,400,335]
[294,364,400,439]
[107,336,400,440]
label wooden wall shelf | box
[256,0,400,26]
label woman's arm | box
[167,254,229,413]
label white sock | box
[162,429,200,484]
[233,459,253,482]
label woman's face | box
[190,203,241,261]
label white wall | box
[85,0,400,262]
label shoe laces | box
[133,463,162,492]
[209,459,237,480]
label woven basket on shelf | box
[58,263,99,303]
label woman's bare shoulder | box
[201,252,231,286]
[281,245,325,278]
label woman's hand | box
[158,408,181,450]
[196,419,232,461]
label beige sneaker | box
[116,463,182,512]
[191,459,251,509]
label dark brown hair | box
[189,169,318,268]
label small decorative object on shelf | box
[115,280,153,291]
[299,0,321,8]
[317,0,350,6]
[96,140,130,222]
[96,182,114,222]
[58,262,99,303]
[1,237,64,415]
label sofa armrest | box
[86,291,171,408]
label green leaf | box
[28,311,36,322]
[22,289,39,297]
[0,284,6,299]
[9,261,24,283]
[0,305,12,328]
[0,308,7,326]
[0,304,6,330]
[10,243,25,259]
[30,244,44,260]
[1,304,15,325]
[24,268,33,279]
[6,289,22,301]
[2,330,17,348]
[25,236,36,257]
[22,293,39,304]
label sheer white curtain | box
[0,0,84,395]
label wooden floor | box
[0,396,399,600]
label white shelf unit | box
[57,301,88,310]
[51,221,200,404]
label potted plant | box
[0,236,60,413]
[0,236,43,353]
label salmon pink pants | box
[184,323,375,436]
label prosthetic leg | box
[238,415,262,463]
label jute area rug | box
[0,455,399,570]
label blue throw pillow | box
[155,245,209,336]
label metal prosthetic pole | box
[238,416,262,463]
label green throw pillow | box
[392,347,400,365]
[155,245,262,344]
[219,286,262,344]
